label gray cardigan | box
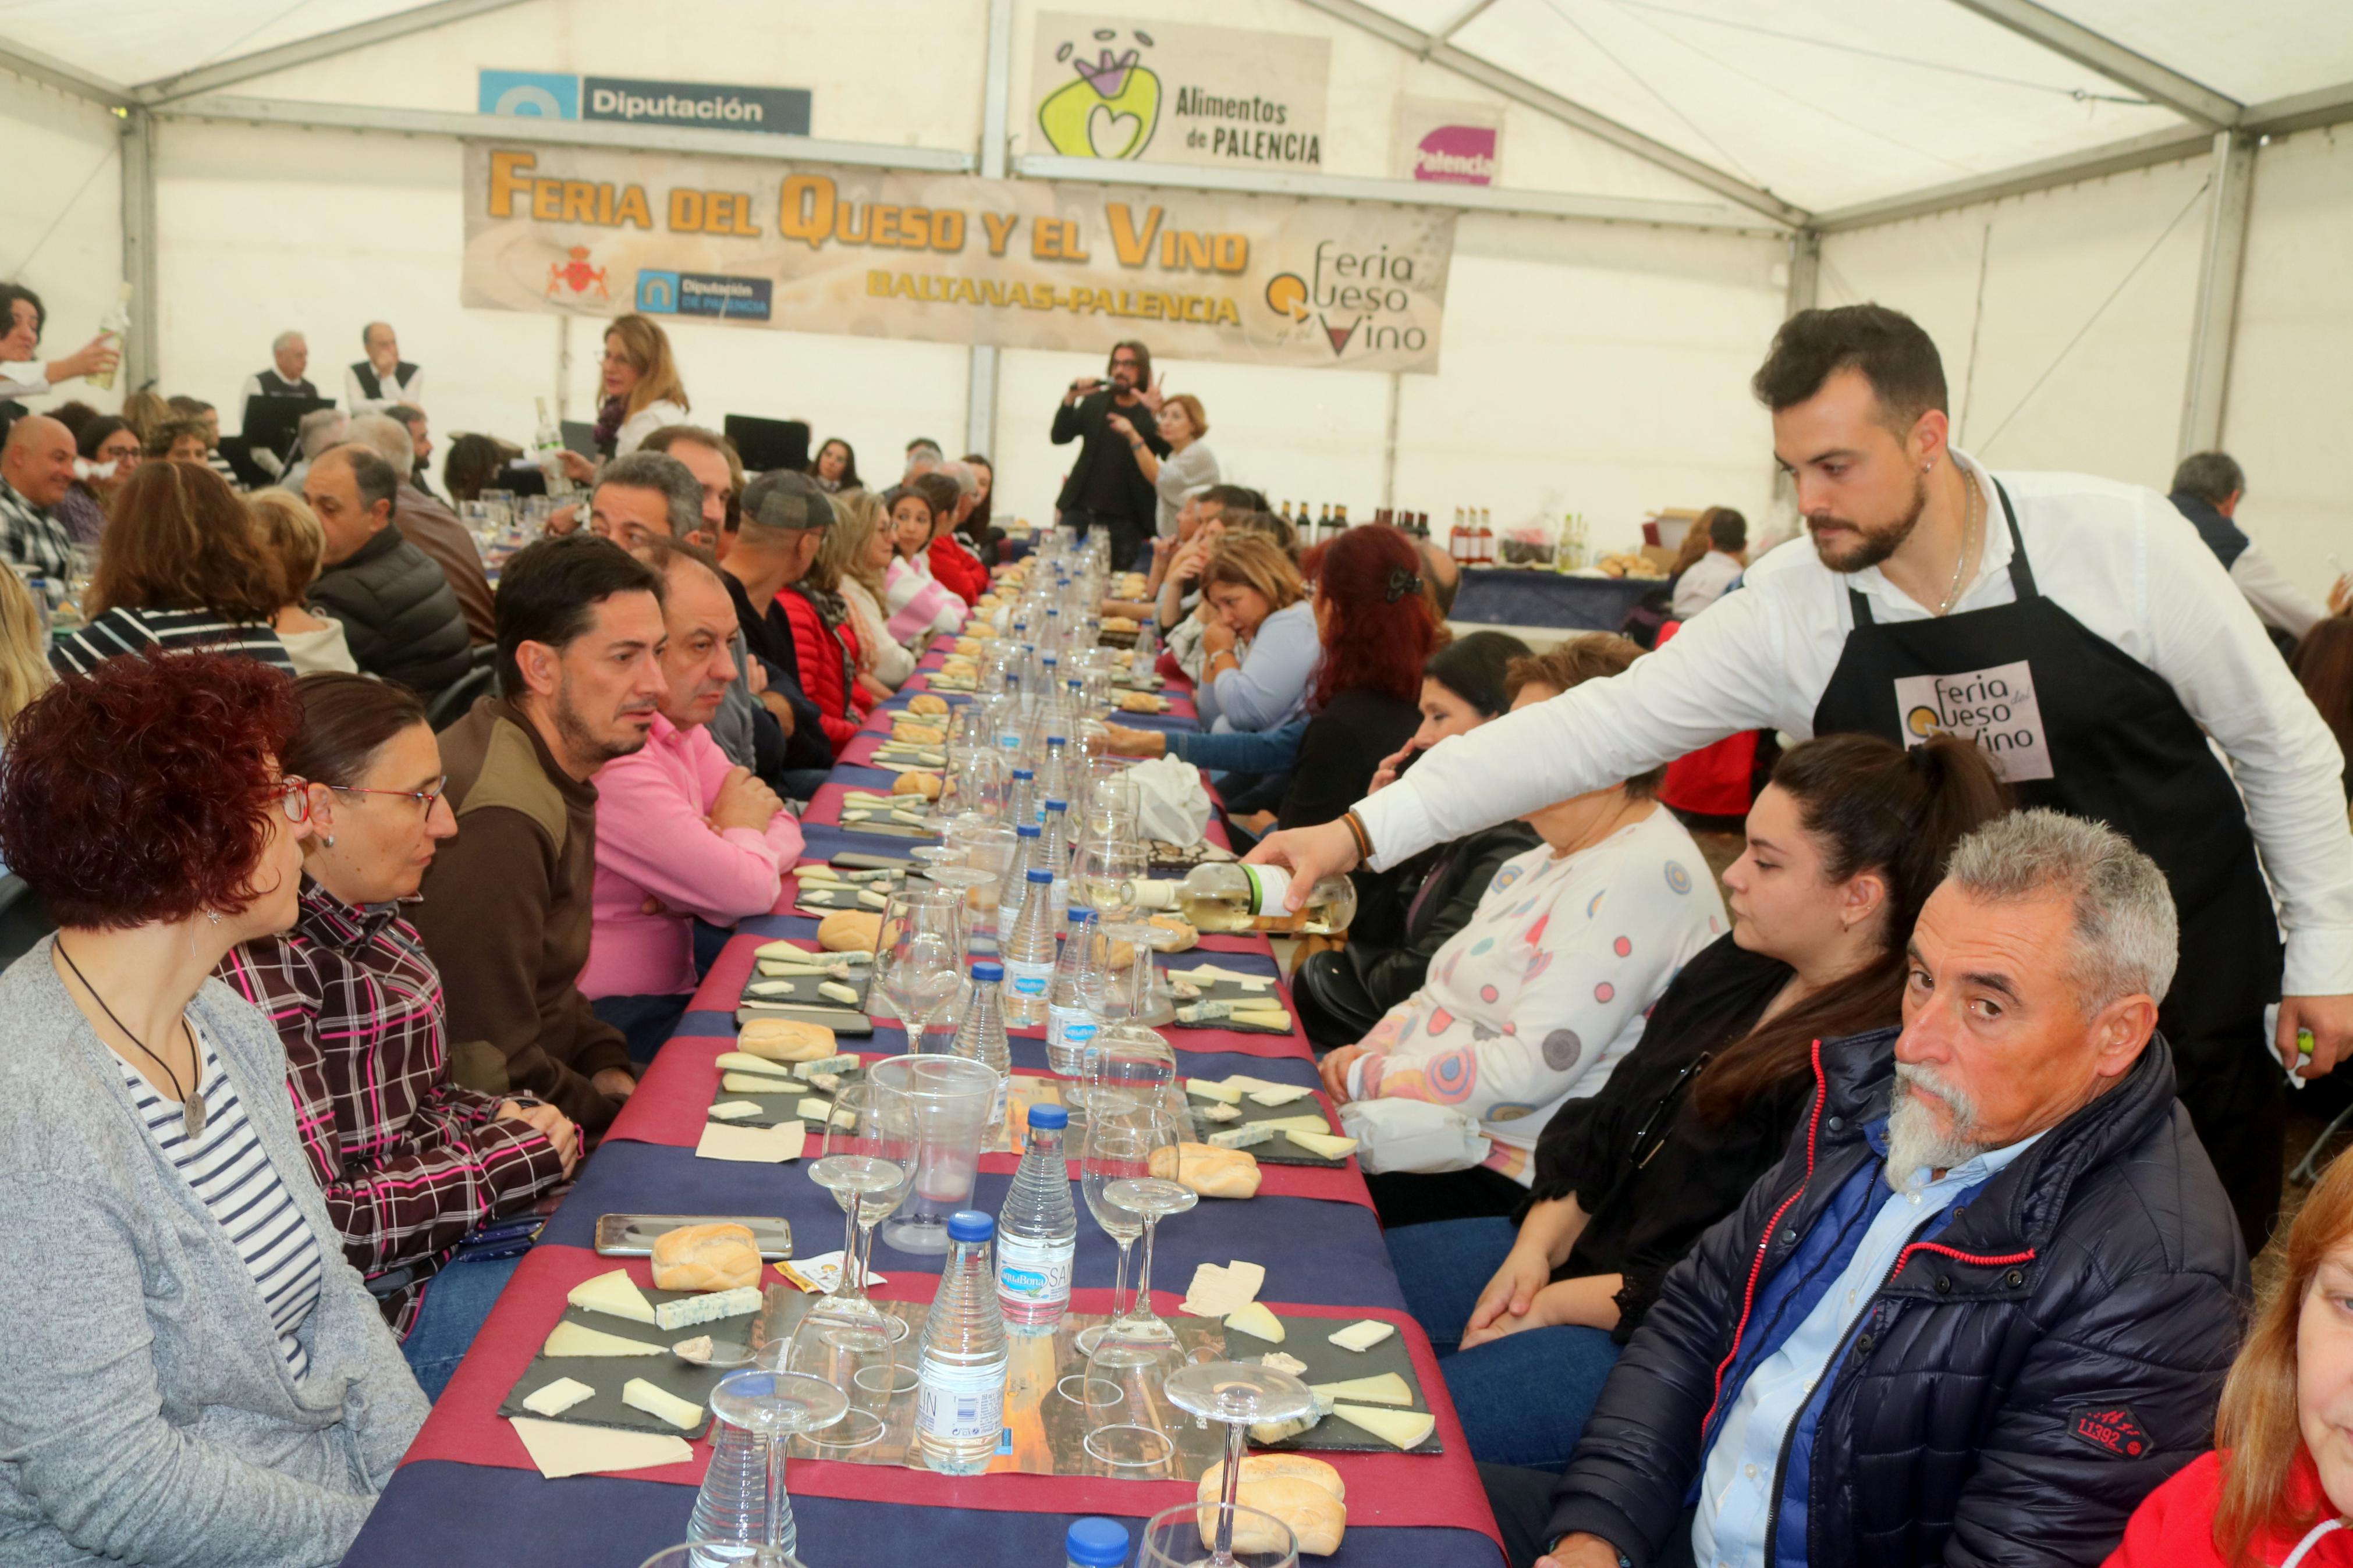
[0,940,428,1567]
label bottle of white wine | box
[1177,863,1357,936]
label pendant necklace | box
[55,940,207,1137]
[1935,467,1985,617]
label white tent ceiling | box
[2,0,2350,219]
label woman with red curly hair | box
[0,652,426,1566]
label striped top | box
[50,605,294,677]
[114,1027,325,1378]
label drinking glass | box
[782,1306,897,1450]
[868,1054,996,1256]
[1083,1023,1179,1135]
[1165,1363,1321,1567]
[947,821,1017,952]
[874,887,964,1047]
[801,1083,917,1328]
[1135,1501,1298,1568]
[1080,1105,1197,1469]
[705,1370,848,1568]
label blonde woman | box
[1109,391,1218,541]
[557,314,690,481]
[1195,534,1317,734]
[0,567,52,733]
[827,490,915,695]
[247,489,358,675]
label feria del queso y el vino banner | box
[458,141,1457,375]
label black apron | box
[1812,478,2286,1246]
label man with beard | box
[1051,338,1170,569]
[1496,810,2245,1568]
[1249,303,2353,1253]
[410,536,667,1132]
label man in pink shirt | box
[583,536,804,1060]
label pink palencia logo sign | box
[1414,125,1497,185]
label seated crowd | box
[1,296,2351,1568]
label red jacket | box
[2106,1449,2353,1568]
[775,588,860,753]
[928,533,988,605]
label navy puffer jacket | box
[1547,1027,2248,1568]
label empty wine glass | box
[1136,1501,1297,1568]
[801,1083,917,1335]
[1166,1363,1321,1567]
[705,1370,848,1567]
[1080,1105,1197,1470]
[875,886,964,1047]
[1083,1023,1179,1133]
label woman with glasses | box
[0,652,427,1565]
[218,673,579,1400]
[1388,731,2006,1473]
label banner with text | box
[459,142,1454,373]
[1029,12,1330,169]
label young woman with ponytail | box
[1388,729,2009,1471]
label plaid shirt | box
[218,878,569,1335]
[0,475,73,581]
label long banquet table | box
[342,626,1507,1568]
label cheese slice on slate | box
[709,1100,763,1121]
[543,1320,663,1358]
[1330,1403,1435,1450]
[714,1051,796,1078]
[723,1072,797,1094]
[652,1286,763,1331]
[520,1376,596,1416]
[1250,1391,1334,1445]
[1207,1122,1275,1150]
[1260,1352,1309,1375]
[757,940,818,962]
[567,1269,657,1325]
[1309,1372,1414,1407]
[1287,1130,1359,1161]
[1225,1302,1286,1343]
[1256,1113,1332,1136]
[622,1378,705,1431]
[1327,1319,1396,1353]
[1181,1260,1266,1317]
[794,1053,859,1079]
[1199,1102,1243,1123]
[1246,1085,1314,1107]
[1187,1078,1244,1103]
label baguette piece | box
[649,1223,762,1293]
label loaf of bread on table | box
[738,1017,839,1062]
[1198,1454,1346,1556]
[907,693,950,717]
[1151,1142,1262,1199]
[893,771,943,799]
[651,1222,762,1292]
[817,910,883,953]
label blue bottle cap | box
[1065,1517,1129,1568]
[1045,798,1068,812]
[1027,867,1053,883]
[1027,1103,1069,1130]
[1017,823,1042,838]
[971,961,1003,982]
[1012,767,1034,778]
[1066,907,1094,923]
[946,1210,995,1243]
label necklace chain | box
[54,940,204,1131]
[1936,465,1984,616]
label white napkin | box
[510,1417,692,1479]
[695,1120,806,1163]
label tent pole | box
[120,106,159,394]
[1784,229,1820,319]
[2177,130,2254,461]
[966,0,1014,463]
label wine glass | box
[782,1307,897,1452]
[1136,1501,1298,1568]
[1083,1023,1179,1135]
[875,887,964,1048]
[705,1370,848,1567]
[801,1082,918,1364]
[1086,841,1161,1022]
[1165,1363,1321,1568]
[1072,1098,1197,1455]
[1065,1090,1152,1373]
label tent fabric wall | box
[1,72,124,401]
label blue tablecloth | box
[1451,569,1654,630]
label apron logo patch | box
[2067,1406,2149,1458]
[1891,659,2053,782]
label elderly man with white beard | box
[1482,809,2249,1568]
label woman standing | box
[1110,392,1217,541]
[218,674,576,1398]
[0,652,427,1564]
[829,489,915,696]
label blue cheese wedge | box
[566,1268,656,1325]
[1249,1391,1333,1445]
[793,1053,860,1080]
[709,1100,763,1121]
[1208,1122,1276,1150]
[520,1376,595,1417]
[651,1286,763,1332]
[622,1378,705,1431]
[805,1072,842,1094]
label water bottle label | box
[1047,1006,1099,1053]
[1003,959,1053,998]
[994,1235,1074,1304]
[915,1359,1007,1443]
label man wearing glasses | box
[1051,339,1170,571]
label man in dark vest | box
[346,321,423,415]
[2168,449,2328,650]
[239,330,317,407]
[1250,303,2353,1254]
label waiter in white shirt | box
[1252,304,2353,1249]
[344,321,422,415]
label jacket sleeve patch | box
[2066,1406,2149,1457]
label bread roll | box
[1150,915,1198,952]
[1197,1456,1346,1556]
[891,723,946,746]
[907,694,950,717]
[817,911,882,953]
[650,1223,762,1292]
[893,771,943,799]
[738,1017,838,1062]
[1151,1142,1261,1199]
[1116,690,1164,713]
[1102,615,1141,633]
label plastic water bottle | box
[1066,1518,1130,1568]
[687,1410,781,1562]
[1133,617,1159,665]
[914,1210,1009,1475]
[1045,908,1104,1076]
[997,822,1042,941]
[1041,798,1073,922]
[995,1104,1078,1331]
[950,961,1012,1125]
[999,868,1057,1027]
[1007,769,1038,833]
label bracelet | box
[1341,810,1374,862]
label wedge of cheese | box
[543,1320,663,1358]
[1250,1391,1335,1445]
[651,1285,763,1331]
[1308,1373,1414,1407]
[714,1051,796,1078]
[1287,1130,1359,1161]
[1256,1113,1332,1137]
[567,1269,657,1325]
[1330,1403,1435,1450]
[1208,1122,1276,1150]
[1326,1320,1396,1353]
[1187,1077,1244,1103]
[520,1376,595,1416]
[622,1378,705,1431]
[709,1100,763,1121]
[723,1073,796,1094]
[1247,1085,1315,1107]
[1225,1302,1286,1343]
[793,1053,859,1079]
